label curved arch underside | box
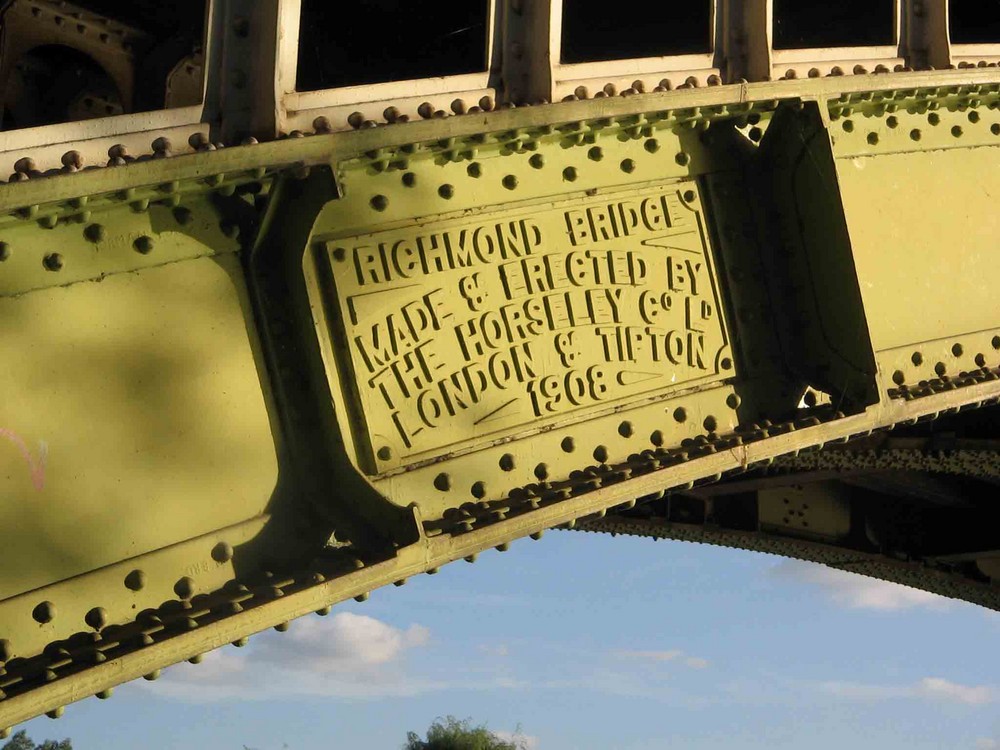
[581,421,1000,613]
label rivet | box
[618,421,633,438]
[132,235,154,255]
[703,415,718,432]
[935,362,947,376]
[887,115,898,128]
[562,166,578,181]
[46,707,64,719]
[951,125,963,137]
[479,95,494,111]
[174,577,195,599]
[496,542,510,552]
[451,98,467,115]
[892,370,906,385]
[433,473,451,491]
[347,112,364,129]
[418,102,434,119]
[0,242,9,261]
[534,463,549,480]
[354,592,370,602]
[928,112,940,126]
[620,158,636,173]
[96,688,114,699]
[910,129,922,141]
[143,670,161,681]
[499,453,515,471]
[85,607,108,631]
[561,436,575,452]
[471,480,487,499]
[588,146,603,161]
[912,351,924,366]
[233,637,249,647]
[673,407,688,423]
[125,569,146,591]
[0,639,11,662]
[274,622,289,632]
[43,253,63,272]
[316,606,331,616]
[992,335,1000,350]
[644,139,660,153]
[593,445,609,463]
[14,157,36,174]
[377,446,392,461]
[173,207,193,225]
[650,430,664,446]
[151,137,171,156]
[313,115,332,132]
[33,601,56,623]
[464,554,478,563]
[867,132,879,145]
[502,174,518,190]
[674,153,689,166]
[0,730,9,740]
[467,162,483,178]
[726,394,741,409]
[529,153,544,169]
[61,150,82,171]
[952,343,964,357]
[530,530,545,540]
[370,195,389,211]
[188,654,204,664]
[401,172,417,187]
[212,541,234,563]
[438,184,454,199]
[84,223,106,242]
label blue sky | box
[15,531,1000,750]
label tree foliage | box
[1,731,72,750]
[404,717,527,750]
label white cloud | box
[610,649,709,669]
[255,612,429,671]
[975,738,998,749]
[771,560,951,611]
[820,677,995,706]
[146,612,438,702]
[917,677,995,706]
[495,730,540,749]
[478,643,510,657]
[612,649,682,662]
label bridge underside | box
[582,406,1000,611]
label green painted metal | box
[0,71,999,730]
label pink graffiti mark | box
[0,428,47,491]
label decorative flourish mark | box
[0,428,47,491]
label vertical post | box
[204,0,284,144]
[502,0,554,104]
[723,0,772,82]
[905,0,952,70]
